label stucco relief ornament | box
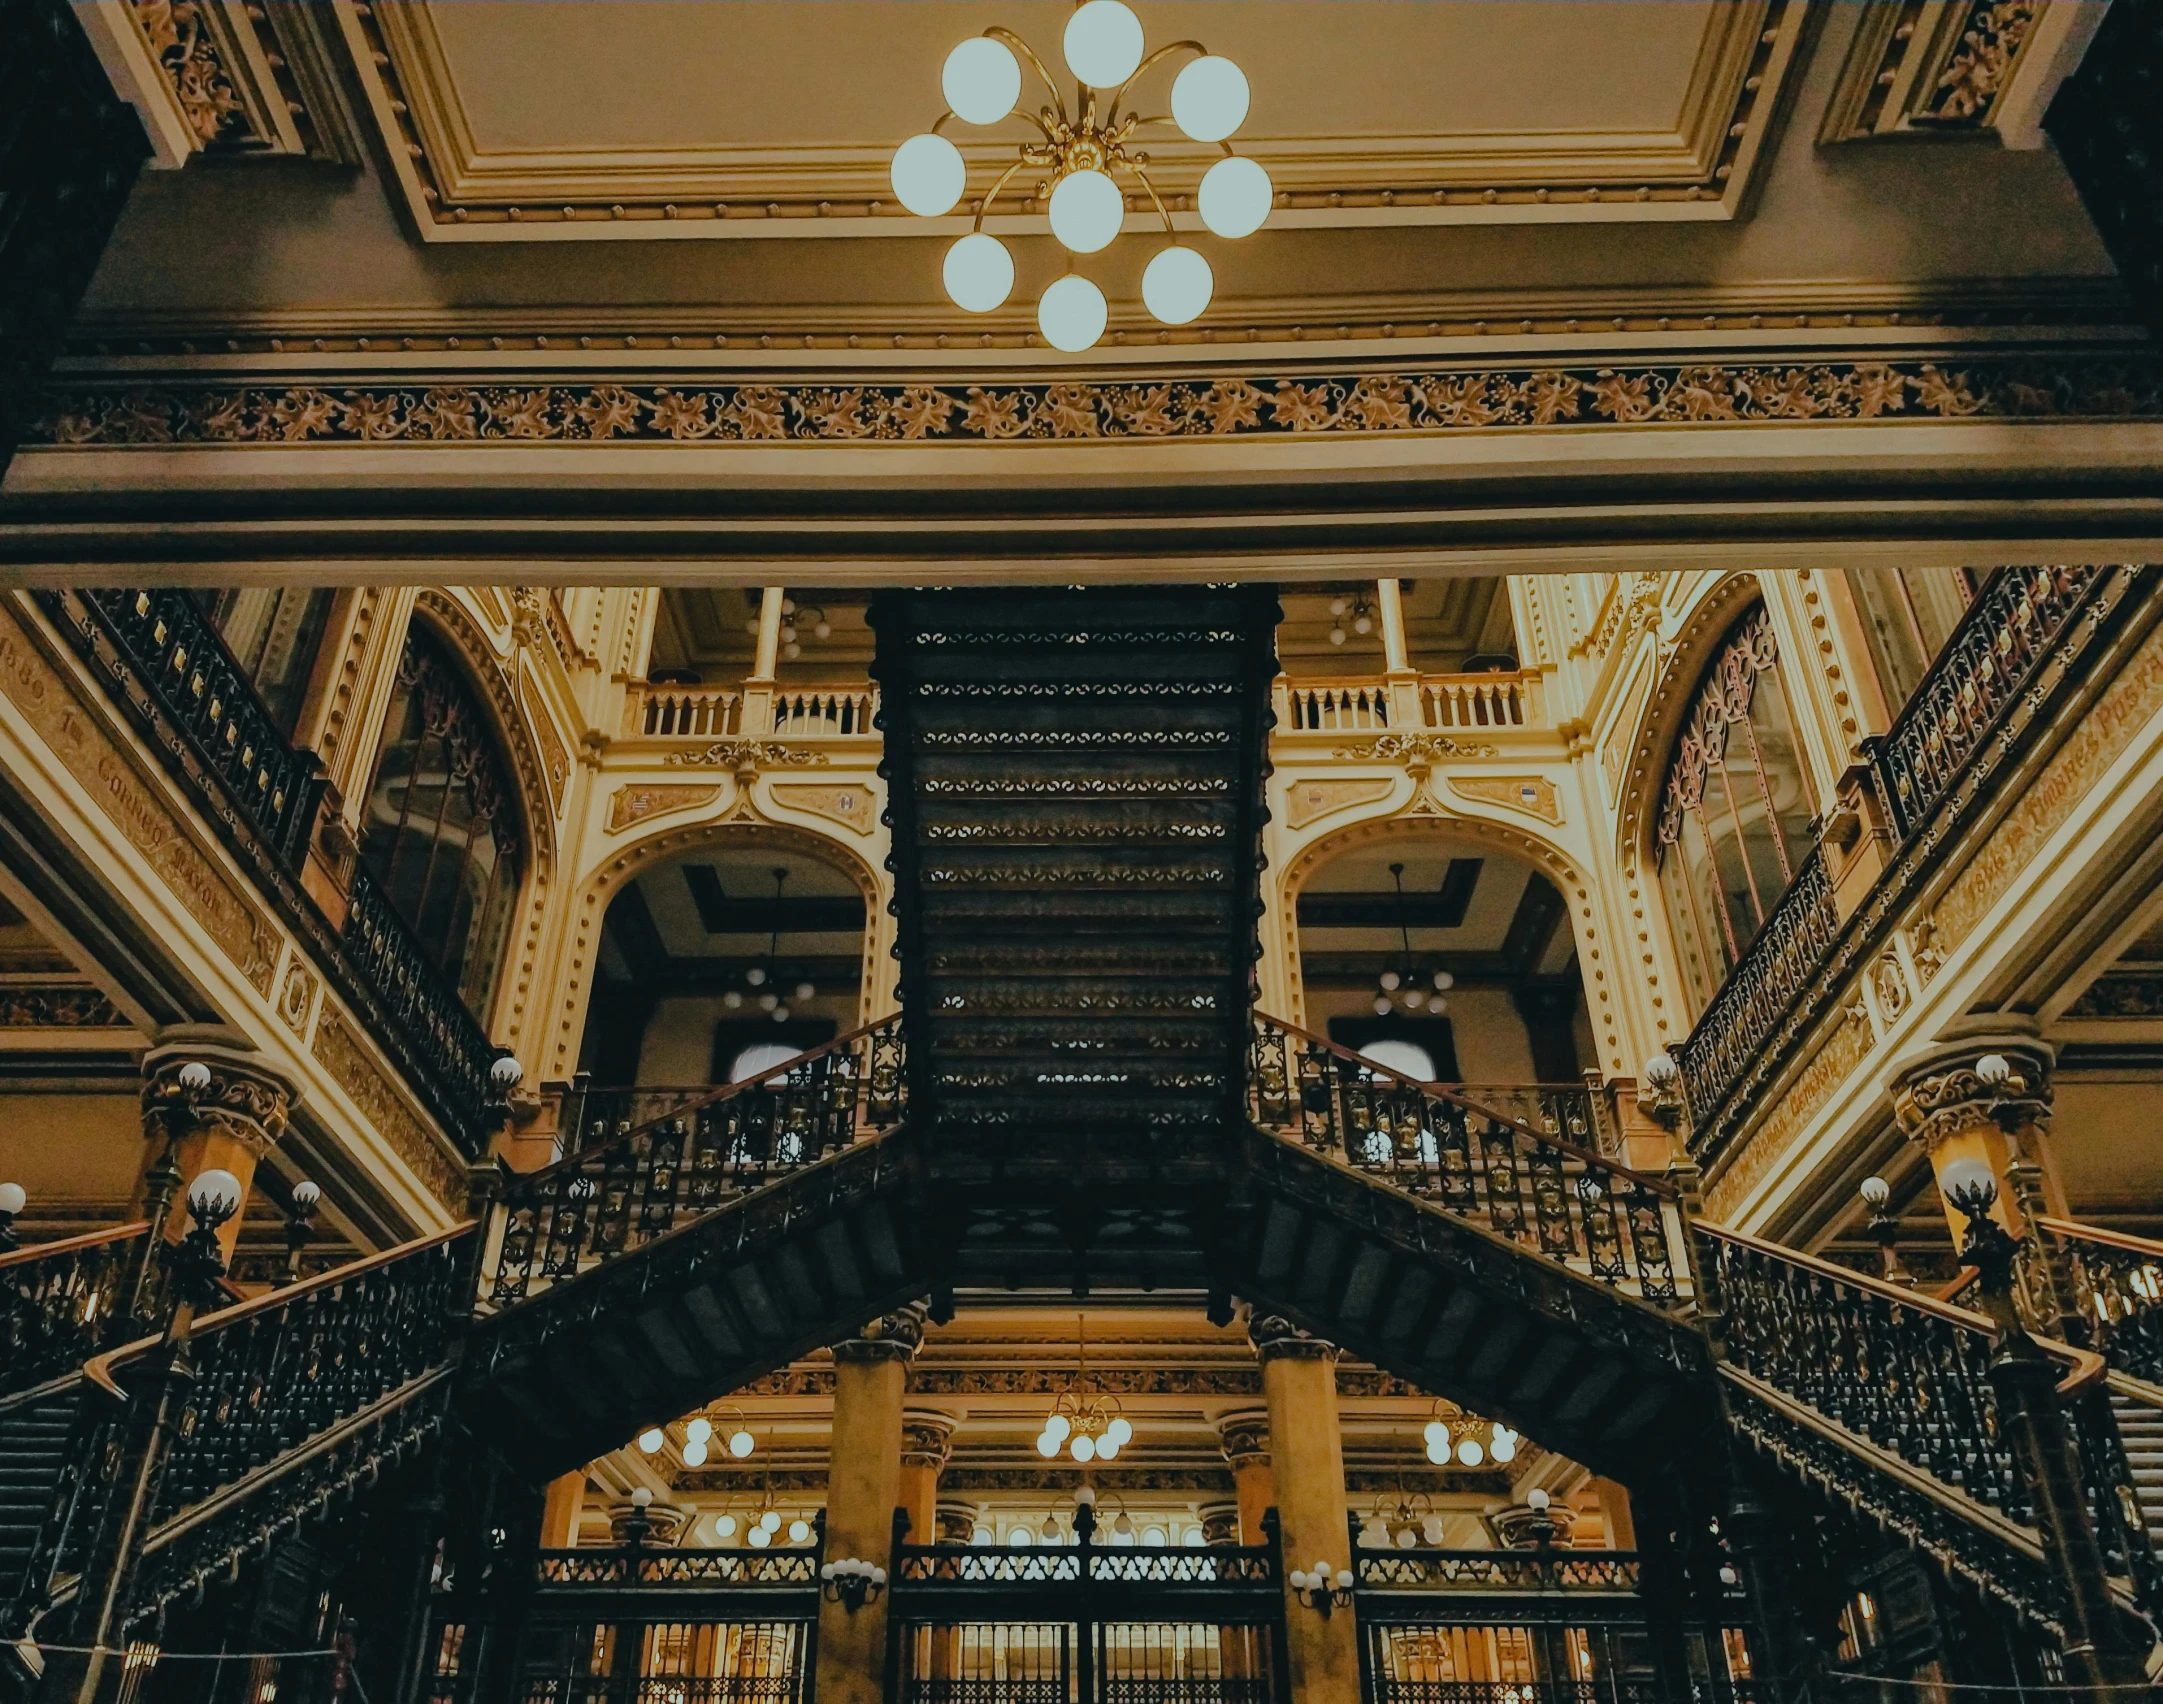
[891,3,1268,350]
[1891,1049,2051,1153]
[665,739,828,776]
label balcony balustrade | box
[1276,672,1540,736]
[627,681,881,741]
[1675,564,2133,1159]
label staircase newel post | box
[1945,1171,2153,1694]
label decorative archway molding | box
[544,816,887,1082]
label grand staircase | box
[4,583,2160,1687]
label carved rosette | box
[832,1300,929,1365]
[1247,1314,1338,1365]
[1215,1409,1270,1469]
[1890,1044,2052,1153]
[141,1046,296,1155]
[901,1411,958,1472]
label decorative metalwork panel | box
[0,1225,146,1398]
[488,1018,906,1304]
[537,1549,820,1588]
[1247,1018,1682,1308]
[2048,1220,2163,1388]
[60,589,327,866]
[1355,1552,1641,1594]
[898,1547,1276,1589]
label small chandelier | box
[891,1,1270,351]
[725,868,817,1022]
[1374,863,1456,1017]
[636,1406,757,1468]
[1360,1483,1445,1551]
[1421,1400,1518,1469]
[1036,1314,1133,1463]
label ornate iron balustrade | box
[488,1019,906,1305]
[57,589,327,867]
[1671,845,1838,1142]
[1354,1552,1641,1594]
[2037,1217,2163,1388]
[1248,1018,1683,1308]
[0,1222,148,1398]
[342,861,503,1156]
[537,1548,821,1588]
[1703,1223,2160,1618]
[1869,566,2111,841]
[898,1548,1277,1589]
[1675,565,2126,1151]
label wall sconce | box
[1287,1558,1353,1614]
[820,1557,887,1610]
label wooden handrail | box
[0,1220,149,1270]
[83,1221,476,1398]
[1252,1012,1676,1199]
[1699,1220,2106,1396]
[517,1017,898,1190]
[2039,1215,2163,1261]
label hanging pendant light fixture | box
[745,867,812,1023]
[1036,1314,1133,1462]
[894,3,1269,351]
[1373,863,1455,1017]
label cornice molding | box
[337,0,1806,242]
[30,351,2163,451]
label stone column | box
[1376,580,1420,725]
[1891,1041,2061,1247]
[819,1304,926,1704]
[1216,1409,1276,1545]
[539,1472,585,1548]
[139,1046,296,1270]
[1252,1316,1358,1704]
[898,1411,956,1546]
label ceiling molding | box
[1820,0,2053,143]
[336,0,1811,242]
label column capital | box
[901,1409,958,1471]
[1199,1501,1242,1547]
[933,1500,978,1544]
[1215,1407,1270,1468]
[1891,1041,2053,1153]
[832,1300,928,1364]
[1248,1313,1338,1365]
[141,1043,296,1155]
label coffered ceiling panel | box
[338,0,1809,240]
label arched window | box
[359,630,523,1018]
[1654,605,1816,1013]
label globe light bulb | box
[1330,628,1347,646]
[761,1510,782,1533]
[1063,0,1144,88]
[1044,1413,1072,1442]
[1071,1433,1097,1462]
[1457,1437,1485,1467]
[1492,1432,1517,1464]
[943,35,1022,125]
[1380,971,1401,991]
[1106,1416,1132,1446]
[790,1518,812,1542]
[1096,1438,1120,1460]
[746,966,767,986]
[686,1418,713,1445]
[1048,170,1125,254]
[1373,996,1392,1016]
[1171,55,1250,141]
[1423,1420,1447,1446]
[1038,275,1108,352]
[1422,1515,1447,1545]
[771,1005,792,1023]
[716,1513,739,1538]
[1329,598,1349,616]
[795,982,816,1003]
[944,233,1015,313]
[891,132,967,217]
[724,990,743,1009]
[1355,615,1373,634]
[1433,970,1454,991]
[730,1429,755,1458]
[1037,1431,1061,1458]
[1141,246,1213,325]
[638,1428,665,1454]
[759,992,778,1011]
[748,1525,771,1547]
[683,1438,708,1466]
[1198,154,1272,239]
[1403,989,1426,1010]
[1427,1437,1450,1465]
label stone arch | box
[547,816,886,1082]
[1275,808,1627,1076]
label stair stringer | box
[462,1125,931,1478]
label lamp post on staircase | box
[1941,1160,2154,1695]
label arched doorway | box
[576,841,869,1088]
[1293,836,1592,1088]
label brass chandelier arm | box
[1119,159,1180,237]
[971,156,1032,232]
[1103,38,1207,128]
[986,27,1072,126]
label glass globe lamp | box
[1171,56,1249,141]
[891,133,967,217]
[1141,246,1212,325]
[1198,155,1272,239]
[1063,0,1144,88]
[943,36,1022,124]
[1038,275,1108,352]
[1048,170,1125,254]
[944,233,1015,312]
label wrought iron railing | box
[1248,1017,1684,1307]
[897,1547,1277,1588]
[342,861,503,1156]
[487,1018,906,1305]
[536,1548,821,1588]
[19,1227,476,1636]
[1,1222,149,1398]
[1354,1551,1641,1593]
[1675,566,2126,1149]
[1703,1223,2159,1614]
[2033,1218,2163,1388]
[58,589,327,867]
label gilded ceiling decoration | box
[33,353,2163,449]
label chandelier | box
[890,0,1270,351]
[636,1405,757,1468]
[1422,1400,1518,1468]
[1035,1315,1134,1462]
[1374,863,1456,1017]
[723,868,816,1022]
